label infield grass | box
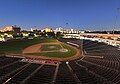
[40,44,62,51]
[26,44,77,58]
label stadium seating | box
[56,62,76,84]
[8,64,40,84]
[26,65,56,84]
[69,61,105,84]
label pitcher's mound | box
[49,46,56,48]
[60,49,68,52]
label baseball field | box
[0,38,81,60]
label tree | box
[28,33,34,37]
[56,32,62,38]
[46,32,55,38]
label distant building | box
[0,25,21,36]
[63,28,80,34]
[31,28,38,32]
[55,27,63,32]
[63,28,69,33]
[70,29,79,34]
[12,26,21,36]
[44,28,52,32]
[0,26,13,32]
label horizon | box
[0,0,120,31]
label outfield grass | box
[0,38,58,54]
[26,44,77,58]
[40,44,62,51]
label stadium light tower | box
[113,8,120,35]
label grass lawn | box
[40,44,62,51]
[26,44,77,58]
[0,38,58,54]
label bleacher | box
[8,64,40,84]
[69,61,104,84]
[26,65,56,84]
[56,62,76,84]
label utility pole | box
[113,8,120,35]
[80,38,83,56]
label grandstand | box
[0,38,120,84]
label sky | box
[0,0,120,30]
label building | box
[44,28,52,32]
[55,27,63,32]
[0,25,21,36]
[0,26,13,32]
